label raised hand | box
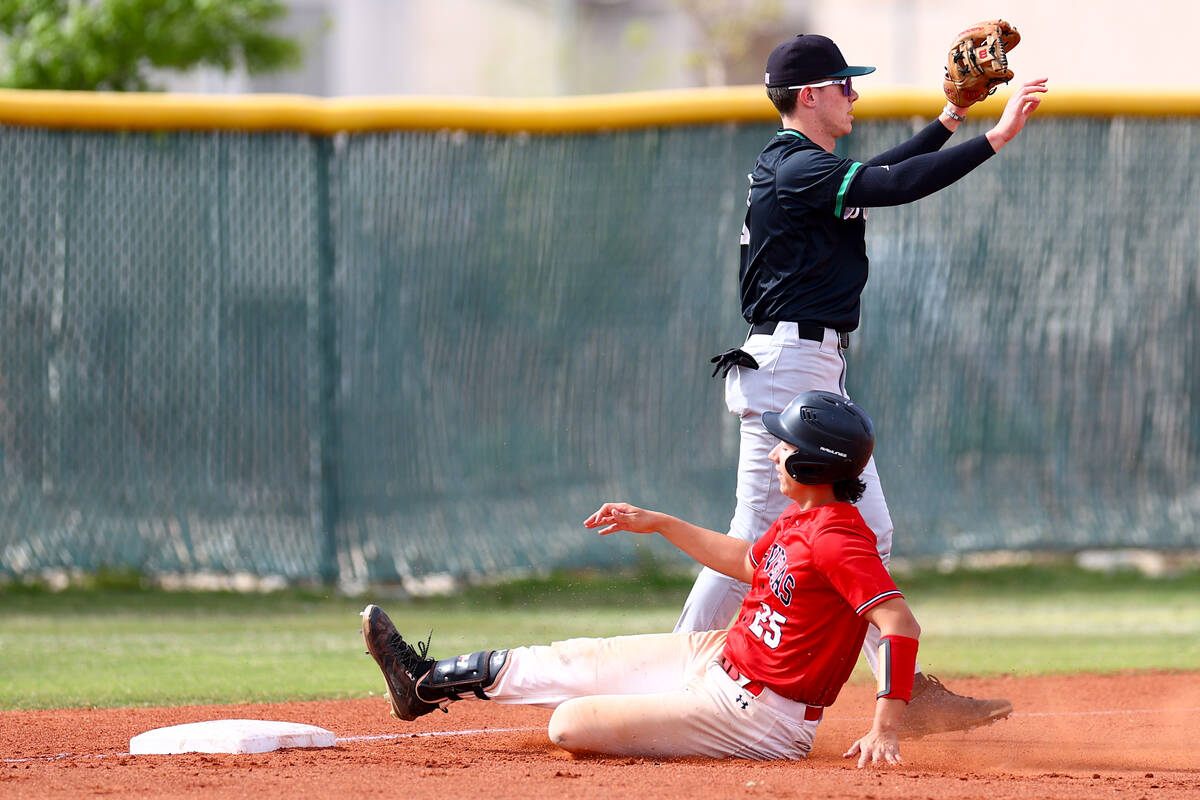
[986,77,1048,151]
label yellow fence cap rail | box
[2,85,1199,135]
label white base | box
[129,719,337,755]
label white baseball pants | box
[485,630,819,760]
[674,323,911,676]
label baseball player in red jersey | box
[363,392,921,765]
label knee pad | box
[421,649,509,700]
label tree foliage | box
[672,0,786,86]
[0,0,302,91]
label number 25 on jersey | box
[748,602,786,649]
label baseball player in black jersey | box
[679,33,1047,738]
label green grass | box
[1,563,1197,711]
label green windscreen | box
[2,116,1197,585]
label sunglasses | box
[787,77,853,97]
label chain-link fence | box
[2,101,1198,585]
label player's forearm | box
[870,696,907,736]
[652,515,753,582]
[866,600,921,719]
[844,135,995,208]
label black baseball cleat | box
[360,604,443,721]
[898,673,1013,739]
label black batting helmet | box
[761,391,874,484]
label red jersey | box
[723,501,902,707]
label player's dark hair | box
[767,86,799,116]
[833,477,867,504]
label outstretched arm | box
[584,502,753,583]
[845,136,995,208]
[843,598,922,768]
[845,78,1049,208]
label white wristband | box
[943,104,966,122]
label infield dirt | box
[3,672,1197,799]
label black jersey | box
[739,130,868,332]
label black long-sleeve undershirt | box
[843,123,997,209]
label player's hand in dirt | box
[584,502,662,535]
[844,728,903,768]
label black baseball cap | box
[764,34,875,88]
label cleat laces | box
[387,629,435,677]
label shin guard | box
[418,649,510,702]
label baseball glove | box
[943,20,1021,107]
